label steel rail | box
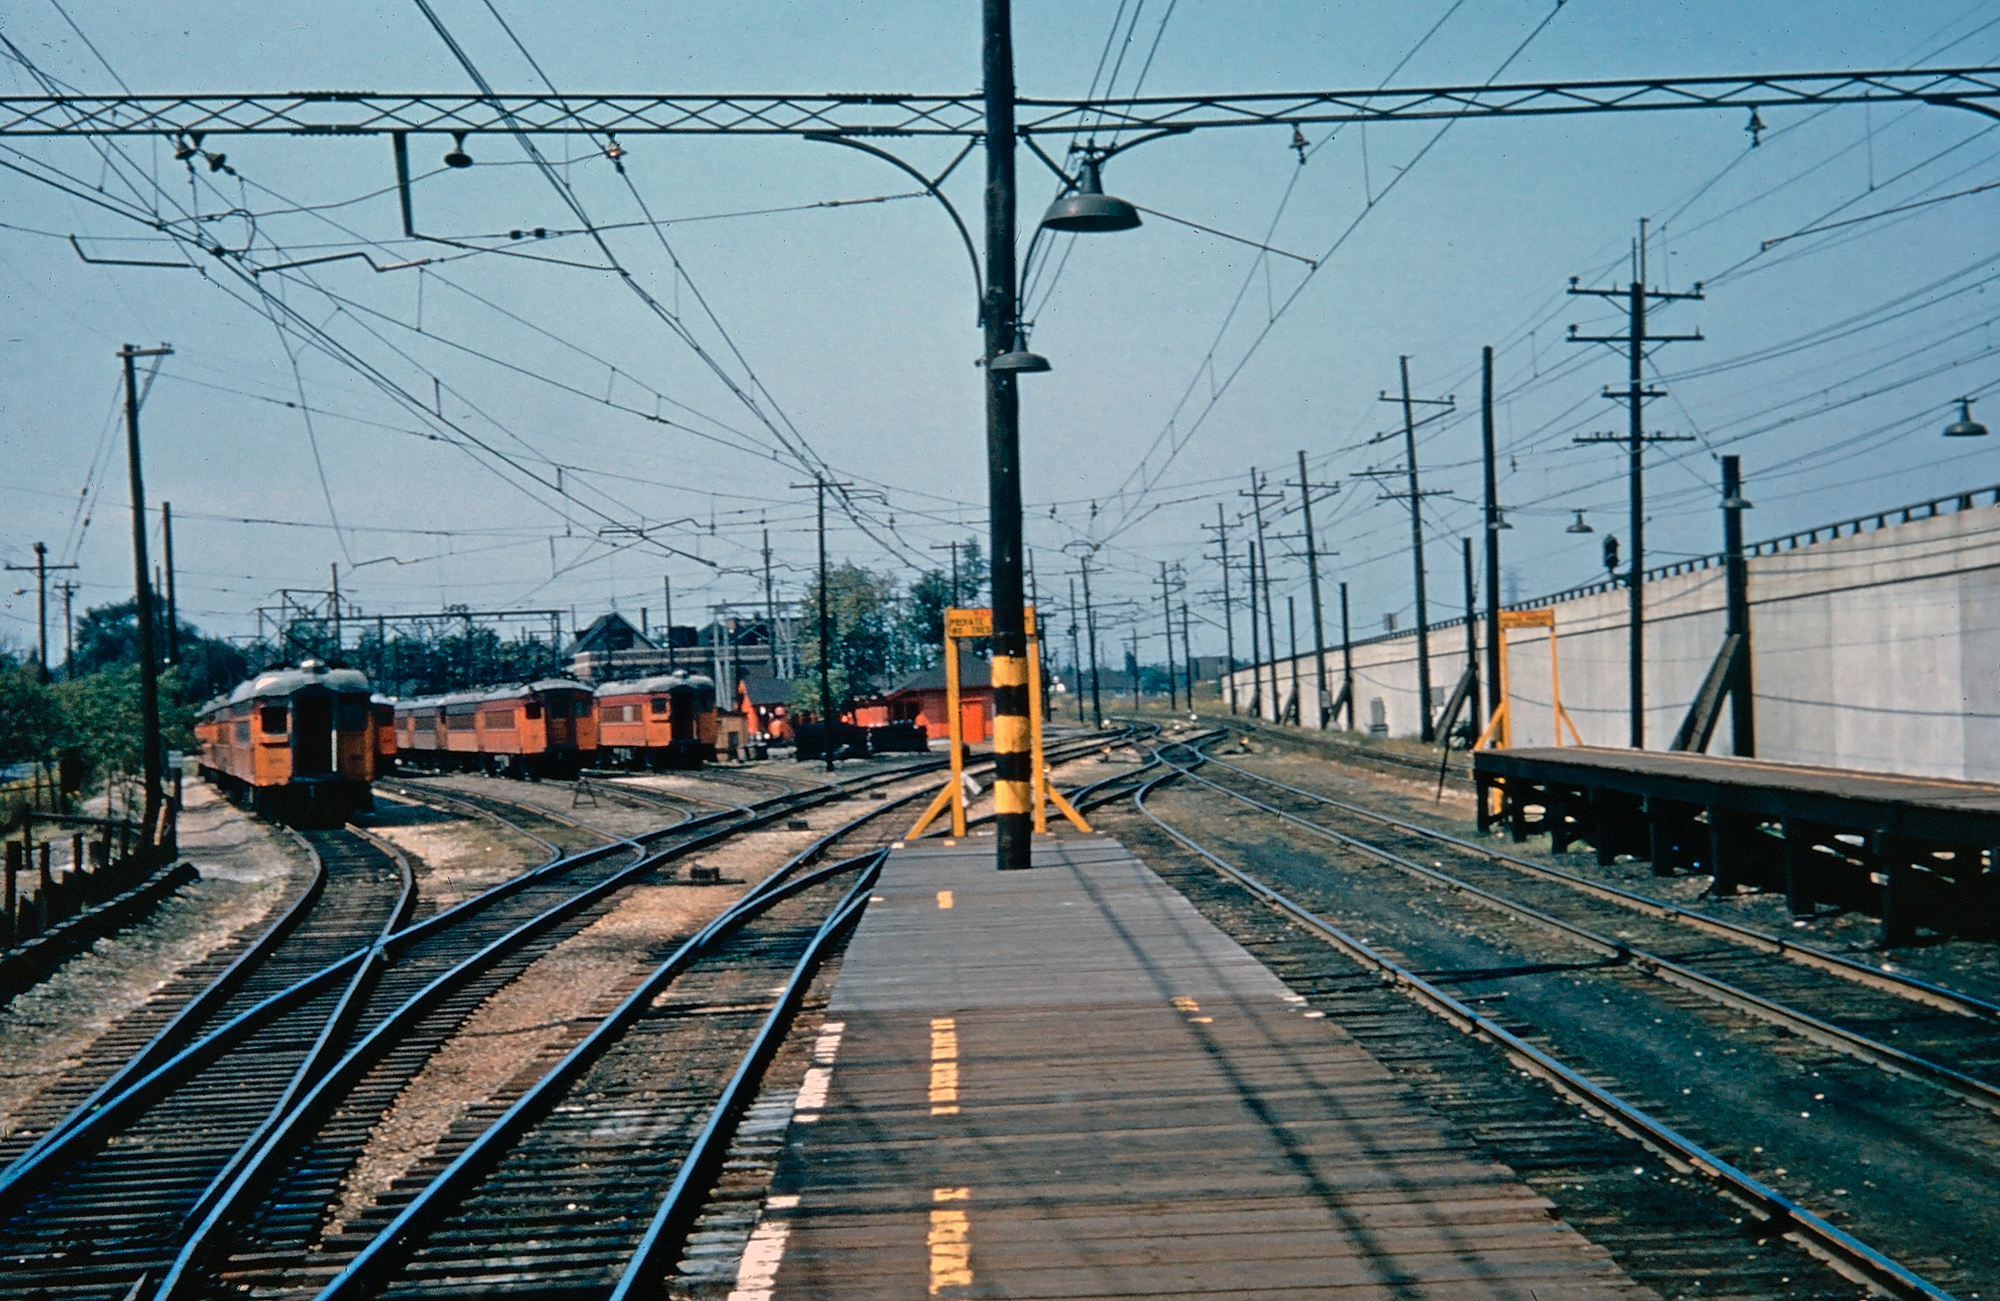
[1157,746,2000,1115]
[380,778,578,858]
[1202,749,2000,1023]
[1127,740,1958,1301]
[0,786,818,1209]
[151,764,951,1299]
[609,855,884,1301]
[2,825,335,1171]
[161,827,421,1272]
[312,786,933,1301]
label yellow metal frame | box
[907,606,1091,839]
[1472,608,1584,752]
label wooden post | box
[944,636,967,838]
[3,841,17,944]
[1026,619,1048,835]
[1783,818,1817,917]
[39,842,55,920]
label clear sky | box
[2,1,1997,672]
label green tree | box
[0,660,64,769]
[53,663,194,785]
[790,563,899,717]
[66,599,251,700]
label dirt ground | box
[364,790,549,913]
[327,762,946,1228]
[0,780,309,1137]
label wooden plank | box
[755,834,1654,1301]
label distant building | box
[565,610,789,685]
[740,670,793,740]
[563,611,653,659]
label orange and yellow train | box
[391,672,717,775]
[194,659,386,823]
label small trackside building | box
[850,652,992,743]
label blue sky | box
[2,1,1997,669]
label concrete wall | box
[1225,500,2000,780]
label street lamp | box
[1041,155,1143,233]
[1943,397,1988,437]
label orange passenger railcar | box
[391,679,598,777]
[593,672,718,769]
[195,659,379,824]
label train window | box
[651,697,668,715]
[260,706,288,735]
[234,721,250,743]
[483,710,516,730]
[339,703,369,731]
[523,702,542,720]
[446,713,476,731]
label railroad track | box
[1111,734,1976,1300]
[1185,750,2000,1106]
[160,738,1114,1300]
[0,735,1116,1301]
[1199,711,1475,787]
[0,759,950,1301]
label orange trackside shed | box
[865,652,992,743]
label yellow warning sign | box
[943,607,1037,638]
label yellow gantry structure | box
[907,606,1091,840]
[1474,608,1584,752]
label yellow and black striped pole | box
[989,608,1033,867]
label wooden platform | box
[1470,747,2000,941]
[1475,746,2000,843]
[731,832,1653,1300]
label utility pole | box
[1128,627,1141,712]
[1068,576,1084,725]
[1722,455,1756,757]
[663,574,675,670]
[1156,561,1179,710]
[1260,540,1281,721]
[791,478,853,772]
[6,543,76,684]
[762,526,779,678]
[1461,537,1480,733]
[1339,580,1355,730]
[1180,599,1195,707]
[1241,470,1283,720]
[120,343,173,839]
[981,0,1034,870]
[1080,552,1103,727]
[329,562,342,660]
[1481,346,1504,730]
[932,540,961,606]
[1200,504,1238,713]
[1569,219,1703,748]
[1364,357,1455,741]
[55,580,80,680]
[1286,595,1299,724]
[1244,532,1263,717]
[162,502,179,664]
[1289,450,1336,728]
